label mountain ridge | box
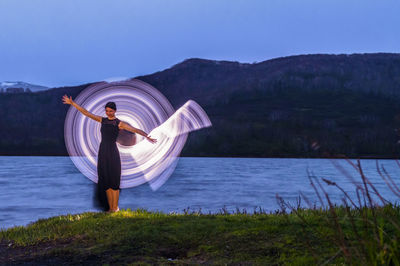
[1,52,400,157]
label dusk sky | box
[0,0,399,88]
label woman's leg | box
[115,189,120,211]
[106,189,113,211]
[107,189,119,212]
[112,189,119,211]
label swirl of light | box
[64,79,212,190]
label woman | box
[62,94,157,212]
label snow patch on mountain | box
[0,81,49,93]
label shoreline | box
[0,154,399,160]
[0,208,342,264]
[1,206,399,264]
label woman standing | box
[62,95,157,212]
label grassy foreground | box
[1,206,400,265]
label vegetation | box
[1,152,400,266]
[1,205,400,264]
[2,158,400,264]
[276,158,400,265]
[2,53,400,157]
[185,86,400,158]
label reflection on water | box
[1,156,400,229]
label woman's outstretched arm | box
[118,121,157,144]
[62,95,102,123]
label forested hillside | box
[1,53,400,157]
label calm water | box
[1,156,400,229]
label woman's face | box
[105,107,116,118]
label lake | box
[1,156,400,229]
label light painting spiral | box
[64,79,212,190]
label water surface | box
[1,156,400,229]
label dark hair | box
[105,101,116,111]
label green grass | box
[3,206,398,265]
[0,209,368,265]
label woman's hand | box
[146,136,157,144]
[62,95,74,105]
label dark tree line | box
[1,53,400,158]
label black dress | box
[96,117,121,210]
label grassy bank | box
[1,205,400,265]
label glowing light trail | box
[64,79,212,190]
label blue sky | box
[0,0,399,87]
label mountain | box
[0,81,49,93]
[1,53,400,158]
[137,53,400,107]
